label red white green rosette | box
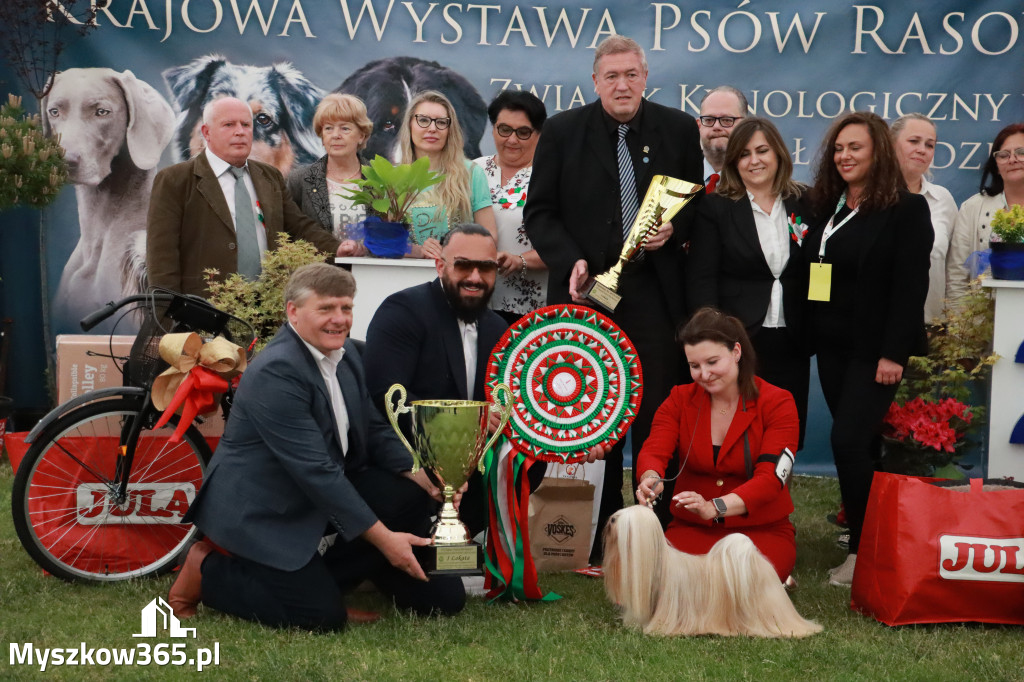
[486,304,643,464]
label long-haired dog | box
[603,506,821,638]
[163,55,323,175]
[336,56,487,162]
[42,68,175,327]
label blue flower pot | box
[990,242,1024,280]
[361,217,411,259]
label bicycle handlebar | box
[80,294,173,332]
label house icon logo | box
[133,597,196,638]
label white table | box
[982,277,1024,480]
[335,257,437,341]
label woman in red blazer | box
[635,307,799,581]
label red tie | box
[705,173,719,194]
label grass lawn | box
[1,458,1021,681]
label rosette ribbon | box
[150,333,247,442]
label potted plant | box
[989,204,1024,280]
[341,155,443,258]
[0,94,67,211]
[204,235,326,354]
[884,285,998,478]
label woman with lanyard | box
[804,111,933,587]
[687,117,811,447]
[635,307,801,583]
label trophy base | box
[414,542,484,577]
[583,278,621,313]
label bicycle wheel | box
[11,395,213,583]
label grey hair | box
[890,112,936,137]
[202,96,253,126]
[593,35,647,73]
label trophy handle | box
[384,383,418,471]
[480,383,513,471]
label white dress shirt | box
[458,319,477,400]
[749,193,789,328]
[205,148,268,254]
[292,324,349,454]
[919,178,957,323]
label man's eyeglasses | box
[993,147,1024,162]
[413,114,451,130]
[699,115,741,128]
[443,258,499,275]
[496,123,535,140]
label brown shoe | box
[346,607,382,625]
[168,539,214,620]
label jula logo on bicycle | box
[76,483,196,525]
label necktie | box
[462,322,477,399]
[229,166,262,279]
[706,172,720,194]
[616,124,640,240]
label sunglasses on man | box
[443,258,499,275]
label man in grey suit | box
[167,264,465,630]
[147,97,343,297]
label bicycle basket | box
[127,290,257,390]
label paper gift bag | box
[852,473,1024,626]
[528,477,595,572]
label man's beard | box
[701,137,728,169]
[441,274,494,322]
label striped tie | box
[617,124,640,241]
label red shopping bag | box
[852,473,1024,626]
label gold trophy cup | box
[385,382,512,575]
[584,175,703,312]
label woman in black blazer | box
[804,111,933,586]
[688,117,811,447]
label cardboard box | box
[56,335,224,437]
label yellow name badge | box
[808,263,832,302]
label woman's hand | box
[496,251,518,277]
[636,471,664,508]
[584,443,608,463]
[672,490,718,520]
[875,357,904,385]
[421,238,443,260]
[336,239,367,257]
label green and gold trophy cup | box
[385,383,512,575]
[584,175,703,313]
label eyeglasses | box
[496,123,534,140]
[443,258,498,275]
[993,147,1024,162]
[413,114,451,130]
[699,115,741,128]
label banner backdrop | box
[0,0,1022,411]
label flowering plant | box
[882,397,974,454]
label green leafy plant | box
[203,235,325,353]
[341,155,443,224]
[990,204,1024,244]
[889,283,998,477]
[0,94,66,211]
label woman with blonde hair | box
[288,93,373,256]
[399,90,496,259]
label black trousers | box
[752,327,810,450]
[815,349,899,554]
[199,468,465,631]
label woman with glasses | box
[287,94,372,256]
[399,91,496,259]
[946,122,1024,303]
[474,91,548,324]
[891,113,958,324]
[687,117,810,447]
[804,111,932,586]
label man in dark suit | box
[147,97,343,297]
[524,35,703,556]
[363,224,518,536]
[167,264,465,630]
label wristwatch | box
[712,497,727,522]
